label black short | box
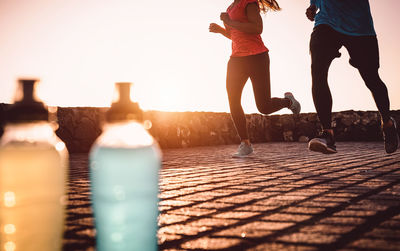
[310,24,380,70]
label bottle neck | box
[96,120,154,148]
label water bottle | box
[0,79,68,251]
[90,82,161,251]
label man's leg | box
[345,36,391,123]
[345,35,398,153]
[358,68,390,122]
[308,25,341,154]
[309,54,338,154]
[311,55,334,130]
[310,25,341,131]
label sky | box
[0,0,399,114]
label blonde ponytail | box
[258,0,281,12]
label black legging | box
[226,52,289,141]
[310,24,391,130]
[312,65,390,130]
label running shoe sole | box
[385,133,399,154]
[308,139,337,154]
[232,152,253,158]
[384,117,399,154]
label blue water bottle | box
[89,82,161,251]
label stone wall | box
[0,104,399,153]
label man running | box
[306,0,398,154]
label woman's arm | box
[220,3,263,34]
[209,23,231,39]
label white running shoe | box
[284,92,301,115]
[308,131,337,154]
[232,142,254,158]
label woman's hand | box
[209,22,231,39]
[209,23,223,33]
[220,12,231,25]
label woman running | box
[209,0,301,157]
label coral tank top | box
[227,0,268,57]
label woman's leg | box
[249,53,290,114]
[226,57,250,141]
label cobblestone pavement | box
[63,142,400,251]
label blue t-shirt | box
[310,0,376,36]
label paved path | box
[63,142,400,250]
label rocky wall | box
[0,104,399,153]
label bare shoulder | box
[246,2,261,18]
[246,1,259,11]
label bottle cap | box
[106,82,143,122]
[6,79,49,123]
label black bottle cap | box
[106,82,143,122]
[6,79,49,123]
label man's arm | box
[306,3,317,21]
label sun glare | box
[0,0,399,112]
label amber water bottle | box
[0,79,68,251]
